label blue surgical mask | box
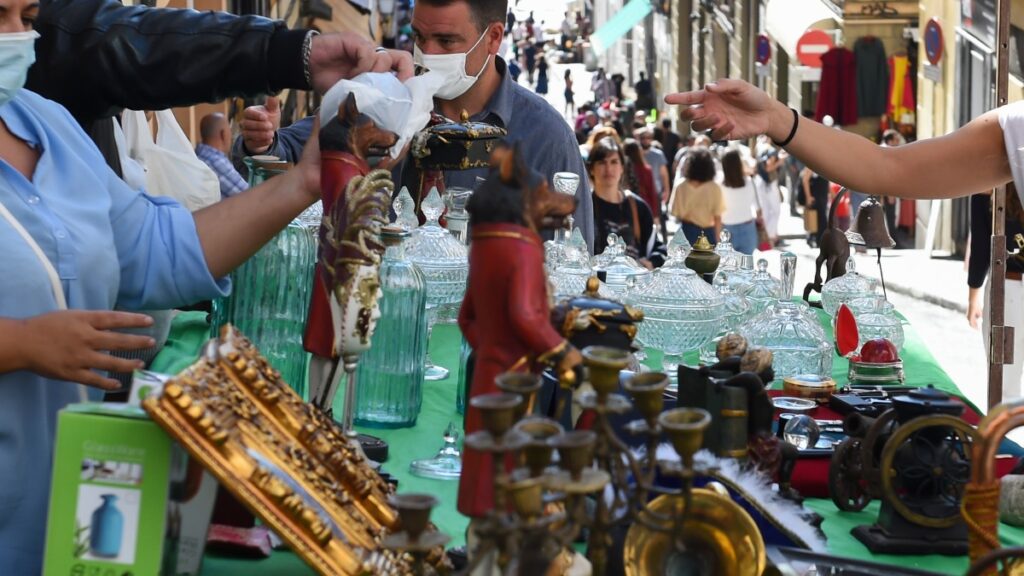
[0,31,39,107]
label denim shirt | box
[234,58,594,251]
[0,90,229,574]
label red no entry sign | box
[796,29,834,68]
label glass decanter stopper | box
[421,186,444,226]
[714,228,743,271]
[393,186,418,230]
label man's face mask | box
[413,27,491,101]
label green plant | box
[73,520,90,558]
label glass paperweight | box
[550,227,594,299]
[407,187,468,381]
[783,414,821,450]
[354,227,428,428]
[714,228,744,271]
[210,157,316,398]
[699,271,752,364]
[409,421,462,480]
[743,259,783,316]
[821,258,879,317]
[595,234,651,296]
[393,185,419,230]
[630,239,724,382]
[849,294,905,352]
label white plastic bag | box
[121,109,220,211]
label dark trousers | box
[680,220,716,245]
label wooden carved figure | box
[457,143,582,518]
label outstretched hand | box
[665,78,788,142]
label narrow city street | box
[520,55,993,412]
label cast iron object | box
[550,276,643,353]
[803,187,851,308]
[411,111,507,172]
[847,195,897,249]
[684,232,720,278]
[832,385,979,555]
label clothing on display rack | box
[853,36,889,117]
[815,47,859,126]
[888,54,915,124]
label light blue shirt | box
[0,90,229,574]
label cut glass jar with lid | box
[821,257,879,317]
[848,294,905,351]
[722,253,756,295]
[744,259,783,316]
[405,186,468,381]
[740,251,833,381]
[714,228,744,272]
[630,238,724,384]
[595,233,651,297]
[699,271,752,364]
[550,227,594,299]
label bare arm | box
[659,164,670,203]
[668,79,1013,200]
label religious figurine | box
[303,88,399,413]
[457,143,581,519]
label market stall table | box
[145,309,1024,575]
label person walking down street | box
[535,53,548,95]
[588,137,666,268]
[560,11,574,52]
[669,147,724,244]
[636,126,670,237]
[623,138,661,230]
[753,148,783,247]
[563,69,575,117]
[592,67,613,104]
[634,71,654,113]
[720,148,762,254]
[196,112,248,199]
[801,167,829,248]
[523,38,536,84]
[659,118,682,171]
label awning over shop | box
[765,0,840,58]
[590,0,653,55]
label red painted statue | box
[457,144,582,517]
[304,91,401,411]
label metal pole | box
[989,0,1013,409]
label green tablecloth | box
[149,310,1022,575]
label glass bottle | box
[550,227,593,299]
[210,156,317,398]
[406,187,468,380]
[353,227,428,427]
[714,228,744,272]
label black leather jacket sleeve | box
[28,0,310,124]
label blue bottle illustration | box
[89,494,123,558]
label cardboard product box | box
[43,401,217,576]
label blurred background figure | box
[720,148,761,254]
[195,112,247,199]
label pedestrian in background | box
[624,138,661,230]
[669,147,724,244]
[563,69,574,117]
[720,148,761,254]
[754,148,783,247]
[195,112,248,199]
[535,53,548,95]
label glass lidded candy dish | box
[744,259,783,316]
[848,294,905,352]
[699,271,752,364]
[405,186,468,381]
[820,257,879,317]
[738,250,833,382]
[630,238,725,383]
[713,228,744,273]
[550,227,594,300]
[594,233,651,297]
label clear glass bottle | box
[210,156,317,398]
[714,228,744,272]
[550,227,593,299]
[354,227,428,428]
[406,187,468,380]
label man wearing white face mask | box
[236,0,595,251]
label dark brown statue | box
[803,187,851,307]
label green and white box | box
[43,402,217,576]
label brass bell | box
[846,196,896,249]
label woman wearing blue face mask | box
[0,3,326,572]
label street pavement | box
[525,58,995,411]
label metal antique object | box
[411,110,507,172]
[803,187,852,308]
[684,231,721,278]
[142,326,442,575]
[828,386,978,555]
[847,194,896,298]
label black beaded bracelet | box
[772,107,799,147]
